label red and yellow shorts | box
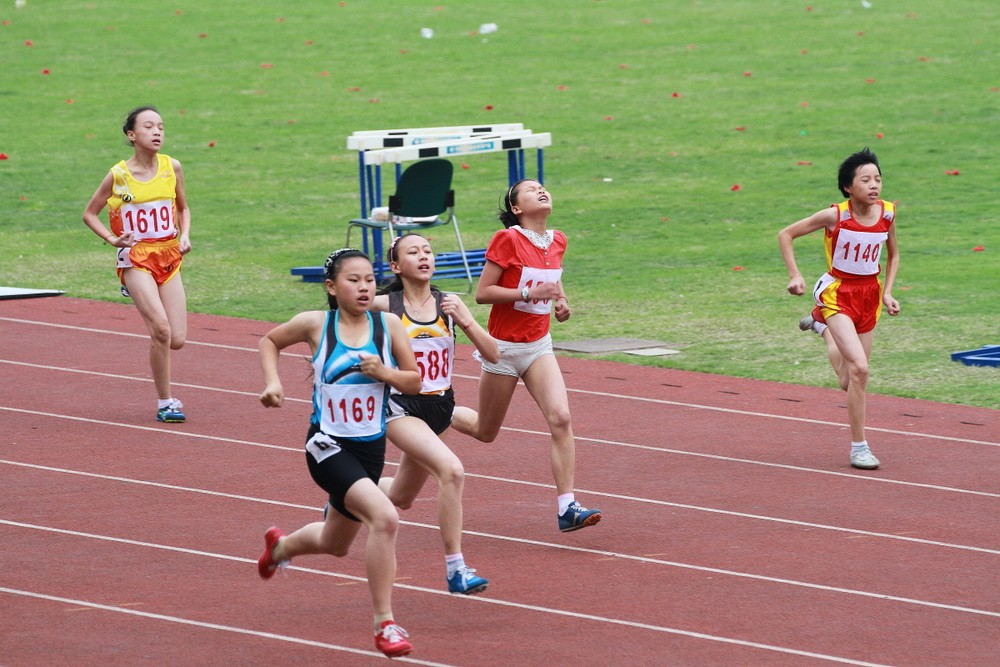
[116,238,182,286]
[810,272,883,335]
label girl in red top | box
[451,179,603,533]
[778,148,900,470]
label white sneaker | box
[850,447,880,470]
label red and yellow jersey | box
[107,154,178,242]
[823,199,894,279]
[485,227,566,343]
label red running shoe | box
[257,526,288,579]
[374,620,413,658]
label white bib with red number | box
[410,336,452,394]
[318,381,385,441]
[514,266,563,315]
[121,199,176,242]
[831,229,887,276]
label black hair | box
[837,147,880,197]
[123,106,159,144]
[323,248,371,309]
[377,233,440,296]
[497,178,532,229]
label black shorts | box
[387,389,455,435]
[304,423,386,522]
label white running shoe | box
[850,447,880,470]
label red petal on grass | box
[287,119,297,124]
[865,78,876,84]
[945,169,960,176]
[345,86,360,91]
[806,6,813,11]
[800,101,809,107]
[876,132,884,139]
[276,17,285,23]
[734,126,746,131]
[732,266,745,271]
[399,49,409,54]
[66,99,74,104]
[305,40,314,46]
[801,49,809,54]
[261,63,273,68]
[175,10,183,15]
[461,163,470,170]
[743,71,752,77]
[660,217,669,222]
[0,153,9,160]
[918,56,930,62]
[208,141,216,147]
[24,40,32,46]
[641,18,652,24]
[730,184,741,191]
[41,68,50,74]
[604,115,614,121]
[972,246,985,252]
[3,20,11,26]
[198,33,208,38]
[484,104,494,110]
[796,161,812,166]
[556,85,568,90]
[857,31,865,36]
[369,98,380,103]
[618,64,630,69]
[671,92,682,98]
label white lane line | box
[6,457,998,557]
[3,464,999,610]
[0,524,898,667]
[2,403,997,501]
[0,586,455,667]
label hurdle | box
[290,125,551,284]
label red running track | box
[1,297,998,666]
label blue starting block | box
[950,345,1000,367]
[291,249,486,284]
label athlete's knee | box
[546,406,573,434]
[148,322,172,347]
[367,507,400,538]
[169,334,186,350]
[436,459,465,491]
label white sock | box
[558,493,575,515]
[157,398,172,409]
[813,321,828,335]
[851,441,868,454]
[445,553,464,577]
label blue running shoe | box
[156,399,186,423]
[447,565,489,595]
[558,501,602,533]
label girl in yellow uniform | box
[83,106,192,423]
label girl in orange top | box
[82,106,192,423]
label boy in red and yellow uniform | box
[778,148,900,470]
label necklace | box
[514,225,553,250]
[403,290,433,315]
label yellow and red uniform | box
[812,199,895,334]
[107,154,182,285]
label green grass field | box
[2,1,997,409]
